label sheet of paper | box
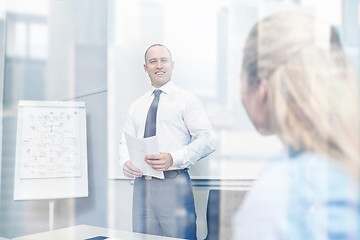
[124,132,164,179]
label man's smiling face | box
[144,45,174,88]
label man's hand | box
[145,152,173,171]
[123,161,143,178]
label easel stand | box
[49,200,55,231]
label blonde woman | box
[233,11,359,239]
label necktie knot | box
[154,89,162,97]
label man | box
[119,44,216,240]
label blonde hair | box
[242,11,359,174]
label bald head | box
[144,44,172,63]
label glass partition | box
[0,0,358,239]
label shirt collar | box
[150,80,175,95]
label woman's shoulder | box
[233,151,359,239]
[264,151,355,192]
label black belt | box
[142,168,188,180]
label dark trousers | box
[132,170,197,240]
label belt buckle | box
[145,176,152,180]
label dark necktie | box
[144,89,162,138]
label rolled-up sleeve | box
[170,95,216,168]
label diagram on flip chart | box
[20,107,81,179]
[14,101,88,200]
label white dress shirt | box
[119,81,216,170]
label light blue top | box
[232,149,359,240]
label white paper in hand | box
[124,132,164,179]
